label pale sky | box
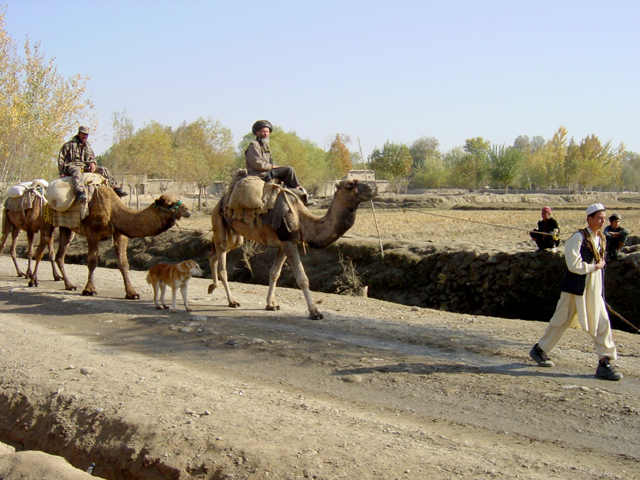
[4,0,640,159]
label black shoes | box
[76,191,87,202]
[113,187,128,198]
[529,343,554,367]
[596,357,623,381]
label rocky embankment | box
[63,228,640,334]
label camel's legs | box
[217,248,240,308]
[282,242,323,320]
[0,213,13,271]
[29,232,47,287]
[24,231,35,277]
[9,228,25,277]
[265,246,287,311]
[30,226,63,286]
[55,227,77,291]
[207,250,219,294]
[113,232,139,299]
[82,233,101,296]
[47,229,63,281]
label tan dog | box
[146,260,203,313]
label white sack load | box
[46,177,75,212]
[7,181,32,198]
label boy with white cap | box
[529,203,622,380]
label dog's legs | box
[170,285,178,313]
[181,280,192,312]
[153,282,162,309]
[160,283,169,310]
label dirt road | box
[0,256,639,479]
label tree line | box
[0,9,94,189]
[2,8,639,200]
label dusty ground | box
[1,195,640,479]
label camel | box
[0,193,62,285]
[208,179,376,319]
[31,186,191,298]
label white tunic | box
[538,229,617,359]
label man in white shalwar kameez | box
[529,203,622,380]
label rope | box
[42,201,53,224]
[375,205,569,238]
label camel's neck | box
[112,201,176,238]
[300,199,358,249]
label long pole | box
[359,137,384,258]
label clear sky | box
[4,0,640,159]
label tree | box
[173,118,235,210]
[544,127,569,188]
[369,141,413,192]
[621,151,640,191]
[0,9,95,193]
[327,134,352,178]
[410,136,440,171]
[445,137,491,189]
[488,144,524,193]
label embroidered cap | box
[541,206,552,213]
[586,203,605,216]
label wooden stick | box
[370,199,384,259]
[606,302,640,333]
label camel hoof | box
[155,305,163,310]
[125,293,140,300]
[28,280,37,288]
[65,285,77,291]
[82,290,97,296]
[162,305,170,310]
[266,305,280,311]
[229,301,241,308]
[309,313,324,320]
[207,284,216,294]
[53,276,63,282]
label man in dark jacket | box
[603,213,629,260]
[529,206,560,251]
[245,120,314,205]
[58,126,127,201]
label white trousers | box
[538,292,617,360]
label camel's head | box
[154,195,191,220]
[334,179,377,209]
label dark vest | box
[559,232,597,296]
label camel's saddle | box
[4,179,49,213]
[46,173,106,229]
[222,169,304,232]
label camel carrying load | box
[29,181,191,298]
[209,174,376,319]
[1,178,63,285]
